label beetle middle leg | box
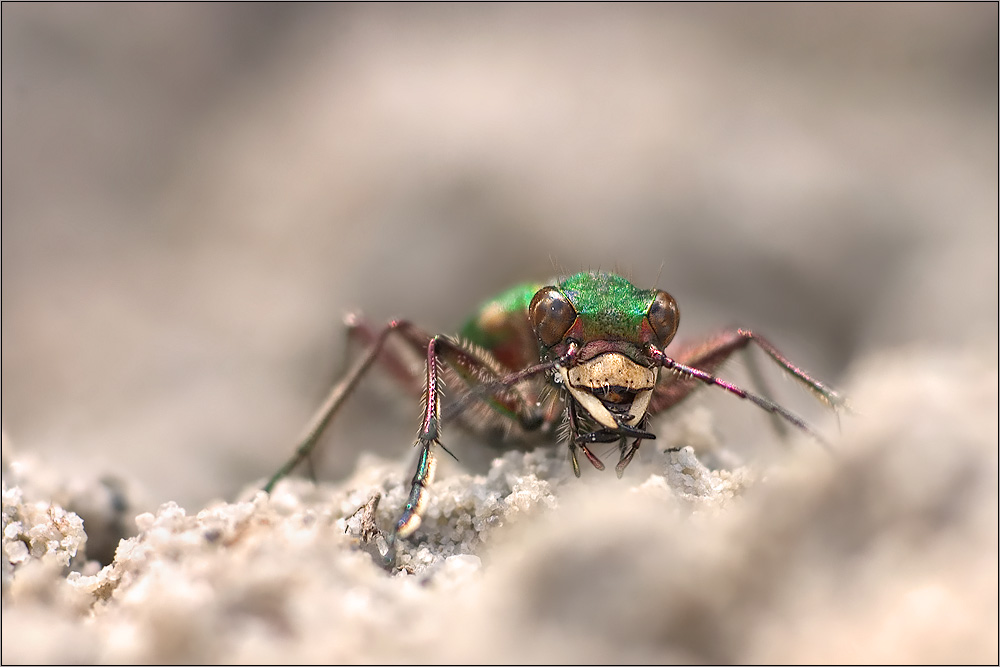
[263,319,413,494]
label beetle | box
[263,271,844,545]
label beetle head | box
[528,272,679,430]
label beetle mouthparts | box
[559,353,658,430]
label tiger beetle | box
[263,271,844,557]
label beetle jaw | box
[558,353,657,429]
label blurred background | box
[3,3,997,509]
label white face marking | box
[560,353,658,428]
[566,353,656,392]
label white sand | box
[4,347,997,663]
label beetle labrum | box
[263,272,843,544]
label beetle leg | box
[649,328,845,415]
[263,319,414,493]
[343,312,427,396]
[394,336,445,538]
[344,314,552,434]
[265,317,563,553]
[395,335,563,539]
[649,344,832,446]
[264,319,452,494]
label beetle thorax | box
[558,352,657,430]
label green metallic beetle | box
[264,271,843,543]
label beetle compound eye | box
[529,287,577,347]
[647,290,679,347]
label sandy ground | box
[3,4,997,663]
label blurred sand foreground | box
[3,347,997,663]
[2,4,998,664]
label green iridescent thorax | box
[558,272,656,344]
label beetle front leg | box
[647,329,843,446]
[649,328,846,416]
[394,336,446,539]
[392,336,559,541]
